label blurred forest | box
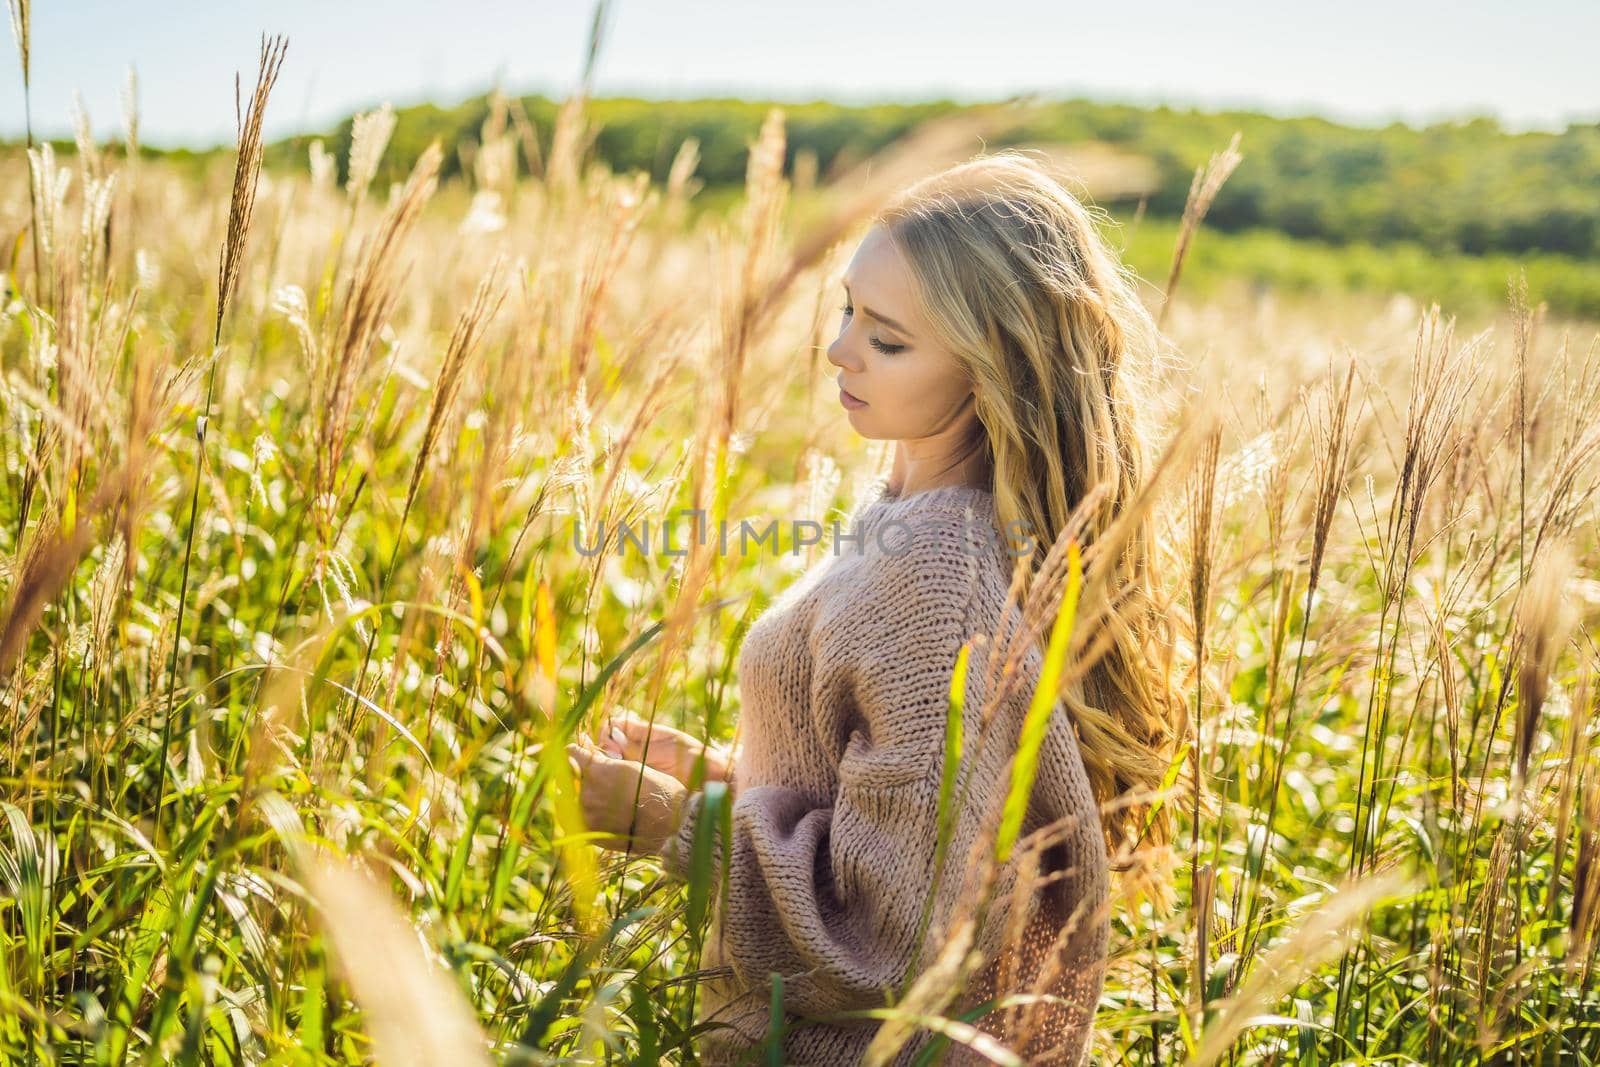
[254,93,1600,259]
[7,92,1600,316]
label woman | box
[568,151,1187,1065]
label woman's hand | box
[596,710,734,786]
[564,737,688,855]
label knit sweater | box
[657,480,1110,1066]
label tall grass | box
[1,29,1599,1067]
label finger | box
[601,720,643,759]
[613,712,650,738]
[565,743,589,773]
[582,743,614,764]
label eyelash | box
[838,302,906,355]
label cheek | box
[872,358,963,430]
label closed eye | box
[838,303,906,355]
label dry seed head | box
[1515,539,1579,784]
[459,190,507,235]
[7,0,30,83]
[1214,428,1279,509]
[308,139,335,193]
[134,248,159,290]
[215,34,288,346]
[121,63,138,154]
[70,90,101,179]
[346,102,398,202]
[27,142,71,259]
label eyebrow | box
[841,278,912,336]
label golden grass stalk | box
[1570,755,1600,982]
[990,838,1047,1039]
[313,139,443,542]
[1157,131,1242,330]
[215,33,288,349]
[1178,413,1225,1016]
[543,92,593,200]
[1512,539,1577,791]
[565,171,655,396]
[400,258,508,525]
[506,93,544,179]
[860,798,1015,1066]
[345,102,397,204]
[996,540,1084,864]
[1549,672,1593,923]
[470,89,517,198]
[713,107,789,471]
[69,91,102,183]
[120,64,138,159]
[1013,839,1119,1059]
[1305,357,1360,596]
[586,326,691,508]
[860,891,985,1066]
[1380,309,1481,613]
[1190,870,1412,1067]
[0,465,131,681]
[6,0,38,301]
[5,0,27,82]
[662,136,703,229]
[299,848,493,1067]
[339,258,510,772]
[23,140,64,307]
[1520,329,1600,559]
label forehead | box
[841,224,909,298]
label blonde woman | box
[568,151,1187,1065]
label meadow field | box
[3,38,1600,1066]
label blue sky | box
[3,1,1596,149]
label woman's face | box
[826,224,976,441]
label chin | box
[848,416,887,438]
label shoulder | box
[859,489,1001,592]
[821,492,1009,648]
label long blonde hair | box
[875,150,1189,861]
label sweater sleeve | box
[656,510,996,1021]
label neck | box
[888,430,990,499]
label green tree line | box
[257,92,1599,261]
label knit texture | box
[658,480,1110,1065]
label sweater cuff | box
[658,782,730,882]
[659,787,702,881]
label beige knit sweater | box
[658,480,1110,1066]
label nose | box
[826,333,862,374]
